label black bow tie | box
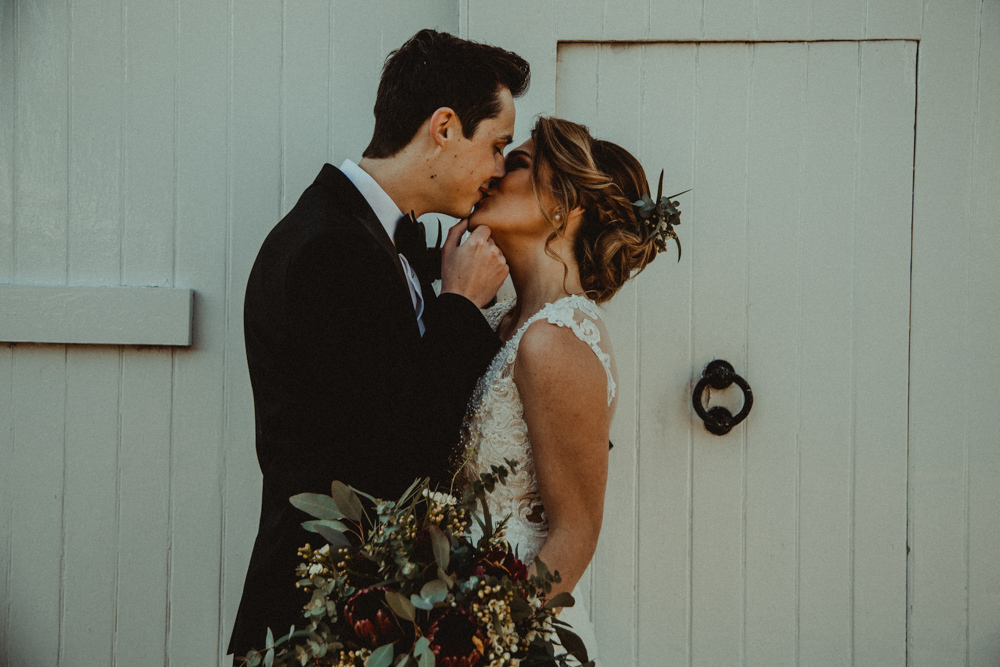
[394,211,442,283]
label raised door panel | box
[553,40,914,665]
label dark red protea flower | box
[472,545,529,583]
[342,587,408,648]
[425,607,485,667]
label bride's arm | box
[514,321,612,599]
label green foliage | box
[236,461,588,667]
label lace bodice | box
[454,295,616,565]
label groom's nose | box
[492,152,506,178]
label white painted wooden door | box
[471,7,916,665]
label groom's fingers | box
[443,219,469,250]
[440,222,508,308]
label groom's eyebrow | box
[498,134,513,146]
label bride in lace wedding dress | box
[453,117,678,666]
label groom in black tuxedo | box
[228,30,530,656]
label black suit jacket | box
[228,165,501,656]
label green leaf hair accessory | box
[634,170,689,261]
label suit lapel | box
[315,164,408,287]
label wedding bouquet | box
[237,460,592,667]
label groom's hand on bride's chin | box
[440,219,508,308]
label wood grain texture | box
[0,285,193,345]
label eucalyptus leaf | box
[312,523,351,550]
[410,594,434,611]
[413,637,430,656]
[393,654,418,667]
[290,493,344,520]
[534,556,550,581]
[367,643,395,667]
[330,481,365,523]
[385,590,416,622]
[555,626,589,664]
[420,579,448,604]
[428,525,450,571]
[302,519,348,534]
[544,592,575,610]
[418,649,436,667]
[263,648,275,667]
[265,628,274,649]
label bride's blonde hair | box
[529,117,660,303]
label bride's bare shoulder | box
[514,319,608,406]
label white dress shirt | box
[340,159,426,336]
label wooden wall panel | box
[168,0,230,661]
[1,0,15,283]
[908,0,985,663]
[851,39,913,667]
[688,43,752,667]
[796,43,859,667]
[636,43,696,667]
[968,5,1000,665]
[743,41,806,667]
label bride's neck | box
[504,237,585,329]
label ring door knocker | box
[692,360,753,435]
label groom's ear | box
[427,107,460,148]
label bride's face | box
[468,139,555,243]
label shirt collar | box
[340,159,404,243]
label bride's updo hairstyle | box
[530,117,659,303]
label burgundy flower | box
[472,545,529,583]
[343,587,408,648]
[425,607,485,667]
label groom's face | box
[435,87,516,218]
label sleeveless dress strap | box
[523,295,617,405]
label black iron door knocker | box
[692,360,753,435]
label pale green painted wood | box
[635,43,697,667]
[0,285,193,346]
[744,41,808,667]
[968,6,1000,666]
[851,39,914,667]
[908,0,988,664]
[797,42,860,667]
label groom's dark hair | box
[363,29,530,159]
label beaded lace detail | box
[454,295,615,565]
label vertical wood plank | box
[744,41,806,667]
[0,343,12,663]
[468,0,556,142]
[115,349,173,665]
[376,0,459,62]
[115,1,178,658]
[123,0,177,287]
[16,0,69,284]
[60,349,120,665]
[636,43,696,667]
[8,347,66,667]
[811,0,866,39]
[68,0,123,285]
[0,0,14,283]
[688,43,750,667]
[170,0,229,660]
[591,43,643,666]
[555,0,604,41]
[328,0,383,166]
[648,0,701,39]
[908,0,983,662]
[852,39,913,667]
[703,0,754,39]
[865,0,924,38]
[754,0,811,40]
[282,0,330,215]
[797,42,858,667]
[968,4,1000,664]
[603,0,649,40]
[222,0,281,651]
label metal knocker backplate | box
[692,360,753,435]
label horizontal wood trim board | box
[0,285,193,346]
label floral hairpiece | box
[634,170,689,261]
